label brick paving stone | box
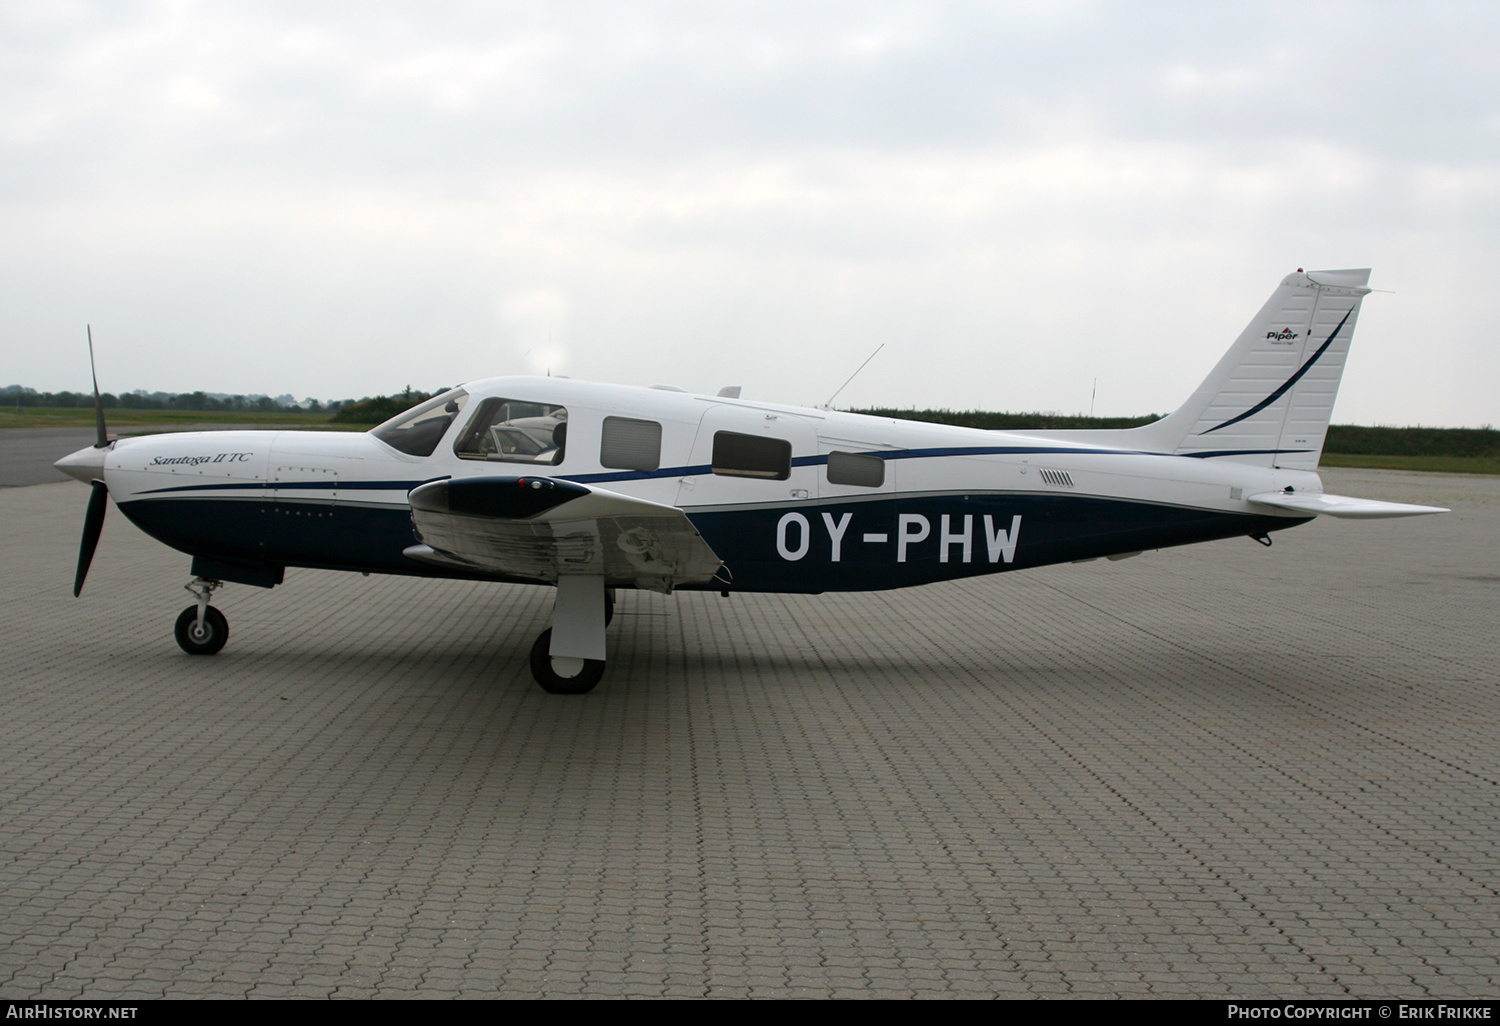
[1,471,1497,998]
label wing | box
[1248,491,1449,519]
[404,475,723,592]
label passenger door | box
[675,404,820,510]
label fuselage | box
[97,375,1316,593]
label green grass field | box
[1317,453,1500,475]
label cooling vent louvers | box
[1039,468,1075,488]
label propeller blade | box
[74,480,108,597]
[88,325,108,449]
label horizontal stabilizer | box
[1248,491,1449,519]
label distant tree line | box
[329,387,448,424]
[2,385,332,414]
[3,383,449,422]
[1323,424,1498,458]
[850,408,1161,431]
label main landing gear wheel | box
[174,605,229,655]
[529,629,605,694]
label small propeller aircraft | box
[57,268,1447,693]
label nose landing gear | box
[175,577,229,655]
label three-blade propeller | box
[89,325,108,450]
[74,480,108,597]
[73,325,111,596]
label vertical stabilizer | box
[1147,269,1372,469]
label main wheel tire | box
[529,629,605,694]
[175,605,229,655]
[604,589,615,627]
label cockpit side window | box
[454,397,569,465]
[370,389,469,457]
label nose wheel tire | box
[175,605,229,655]
[529,629,605,694]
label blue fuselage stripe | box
[561,444,1300,485]
[125,443,1310,500]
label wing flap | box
[408,476,723,590]
[1248,491,1449,519]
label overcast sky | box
[3,1,1496,425]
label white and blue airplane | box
[56,268,1447,693]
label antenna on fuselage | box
[819,343,884,410]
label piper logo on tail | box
[1266,328,1300,343]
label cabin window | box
[371,389,469,458]
[712,431,791,480]
[454,397,569,465]
[600,417,662,472]
[826,451,885,488]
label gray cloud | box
[3,1,1496,425]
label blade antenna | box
[821,343,885,410]
[88,325,109,448]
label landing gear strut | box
[529,576,609,694]
[175,577,229,655]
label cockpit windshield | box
[370,389,469,457]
